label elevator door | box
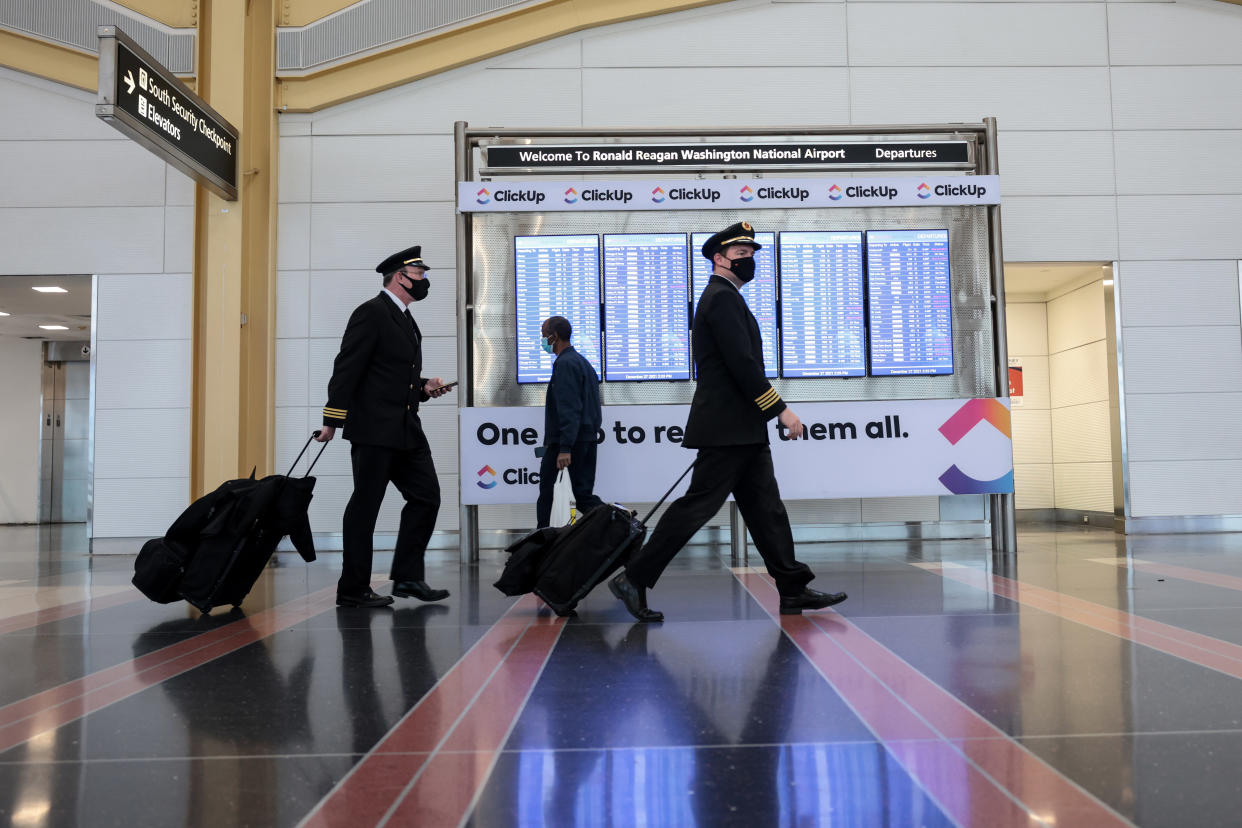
[40,361,89,523]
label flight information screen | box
[514,235,602,384]
[602,233,690,381]
[867,229,954,376]
[777,232,866,377]
[691,232,778,378]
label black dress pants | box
[535,439,605,527]
[626,444,814,596]
[340,433,440,596]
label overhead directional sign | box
[95,26,239,200]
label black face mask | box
[405,276,430,301]
[728,256,756,283]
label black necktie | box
[404,308,420,342]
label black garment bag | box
[495,461,696,616]
[133,433,327,613]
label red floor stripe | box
[1093,557,1242,594]
[386,623,564,826]
[933,564,1242,681]
[0,589,143,635]
[737,572,1130,828]
[0,587,340,753]
[300,596,565,828]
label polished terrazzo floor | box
[2,523,1242,826]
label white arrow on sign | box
[123,70,135,95]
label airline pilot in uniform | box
[315,245,454,608]
[610,223,848,622]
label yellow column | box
[192,0,279,496]
[239,0,280,483]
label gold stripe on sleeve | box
[755,388,779,407]
[757,391,782,411]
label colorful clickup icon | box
[828,184,843,201]
[564,187,578,204]
[476,188,491,204]
[917,183,932,200]
[476,464,498,489]
[937,399,1013,494]
[651,186,666,203]
[740,185,755,202]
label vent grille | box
[277,0,531,72]
[0,0,195,74]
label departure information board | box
[602,233,690,381]
[691,232,778,378]
[867,229,954,376]
[514,235,602,384]
[777,232,866,377]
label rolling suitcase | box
[178,433,327,613]
[134,433,325,613]
[530,461,696,616]
[133,476,257,603]
[494,526,562,597]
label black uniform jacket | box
[543,346,602,448]
[683,275,786,448]
[322,292,429,449]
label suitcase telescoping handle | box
[638,460,696,527]
[286,431,329,478]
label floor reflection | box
[470,742,956,827]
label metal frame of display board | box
[453,120,1015,563]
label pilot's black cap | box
[375,245,430,275]
[701,221,761,260]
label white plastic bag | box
[550,469,573,526]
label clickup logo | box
[739,185,755,202]
[937,399,1014,494]
[476,188,491,205]
[917,183,931,200]
[651,186,666,203]
[476,464,498,489]
[564,187,579,204]
[828,184,843,201]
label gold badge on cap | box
[741,222,752,232]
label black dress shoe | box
[337,589,395,608]
[780,588,848,615]
[392,580,450,602]
[608,573,664,623]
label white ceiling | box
[1004,262,1110,299]
[0,275,93,342]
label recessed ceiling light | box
[38,325,69,330]
[0,311,9,317]
[32,286,68,293]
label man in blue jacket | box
[536,315,605,527]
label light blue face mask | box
[540,335,555,354]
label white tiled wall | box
[847,4,1108,66]
[1006,300,1053,509]
[1119,257,1242,516]
[92,274,193,537]
[0,67,193,539]
[0,339,42,524]
[1046,282,1114,512]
